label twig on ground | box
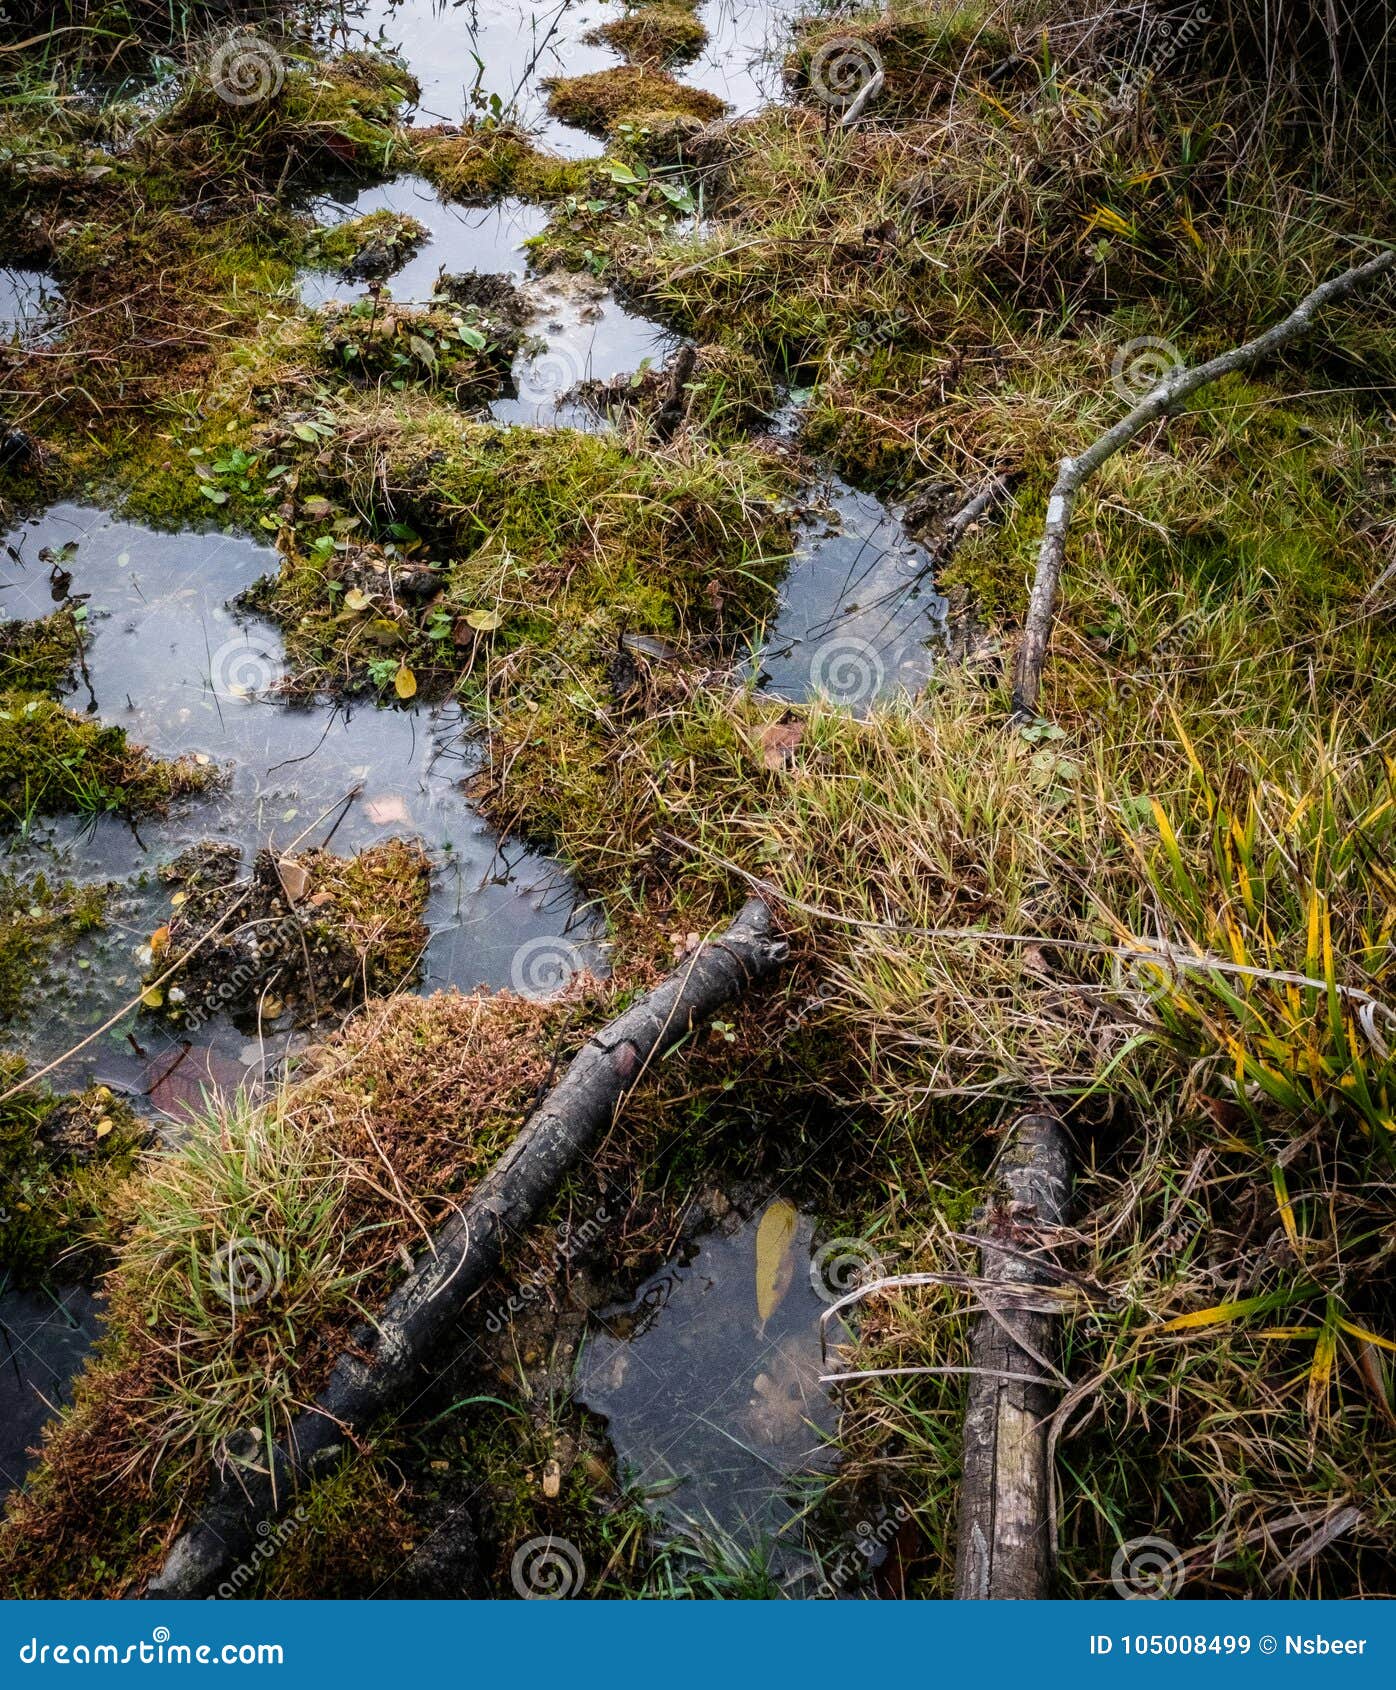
[1011,247,1396,718]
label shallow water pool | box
[576,1200,844,1559]
[0,502,603,1091]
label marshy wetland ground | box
[0,0,1394,1605]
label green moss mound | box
[0,695,219,830]
[589,4,709,68]
[544,65,725,138]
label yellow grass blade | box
[1161,1294,1283,1331]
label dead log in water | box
[954,1111,1072,1600]
[147,897,788,1598]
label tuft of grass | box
[165,42,418,178]
[1122,745,1396,1146]
[314,296,519,406]
[413,124,588,203]
[303,208,428,283]
[0,610,84,697]
[0,985,604,1595]
[588,2,709,70]
[787,0,1015,120]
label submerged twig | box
[0,892,252,1105]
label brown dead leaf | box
[277,858,311,903]
[758,719,805,772]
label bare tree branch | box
[146,898,788,1598]
[1011,247,1396,719]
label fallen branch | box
[147,898,787,1597]
[839,68,885,125]
[930,473,1016,567]
[1264,1503,1363,1589]
[955,1111,1072,1600]
[1011,248,1396,718]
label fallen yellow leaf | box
[755,1198,799,1326]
